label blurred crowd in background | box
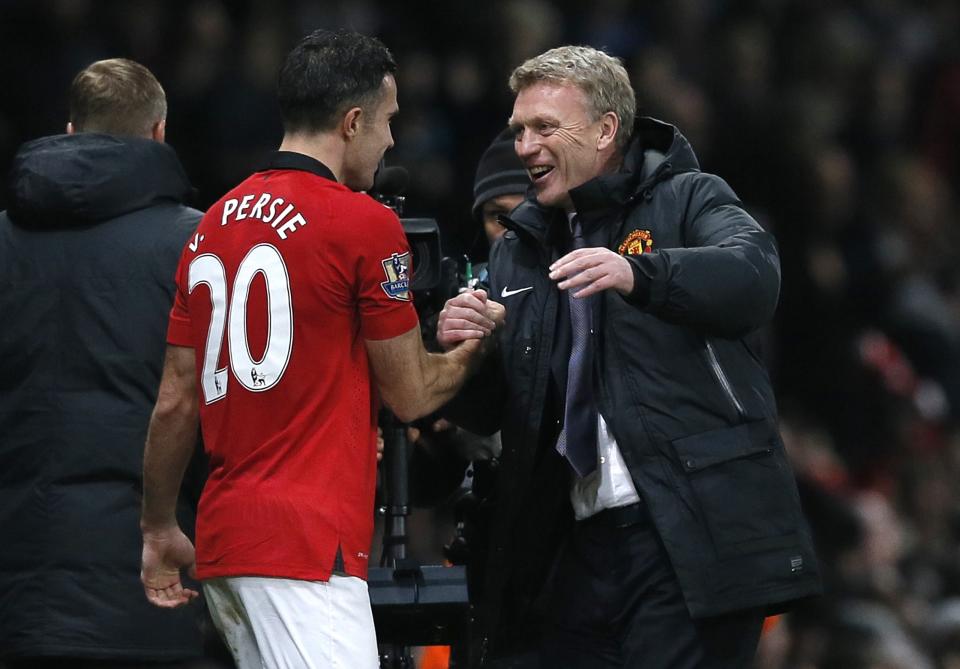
[3,0,960,667]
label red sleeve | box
[333,199,418,340]
[166,250,194,346]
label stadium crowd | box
[2,0,960,667]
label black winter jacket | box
[0,134,203,659]
[447,118,822,657]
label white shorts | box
[203,575,379,669]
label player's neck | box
[278,133,345,182]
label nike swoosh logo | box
[501,286,534,298]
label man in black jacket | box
[439,46,821,668]
[0,59,207,666]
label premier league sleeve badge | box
[380,251,412,301]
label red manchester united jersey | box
[167,152,417,581]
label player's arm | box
[366,327,485,423]
[140,344,200,608]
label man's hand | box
[406,418,455,455]
[437,289,506,351]
[377,427,385,462]
[549,247,634,298]
[141,526,199,609]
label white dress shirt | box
[569,413,641,520]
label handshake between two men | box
[437,289,506,352]
[437,245,637,351]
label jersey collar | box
[258,151,337,182]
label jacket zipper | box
[705,339,746,419]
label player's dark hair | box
[278,29,397,134]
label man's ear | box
[66,121,75,135]
[597,111,619,152]
[151,118,166,143]
[342,106,363,140]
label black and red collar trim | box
[258,151,337,182]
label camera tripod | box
[371,410,470,669]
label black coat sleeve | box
[623,172,781,338]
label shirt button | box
[600,456,606,464]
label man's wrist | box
[140,511,178,535]
[464,334,498,376]
[478,333,499,361]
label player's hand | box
[454,337,484,359]
[141,526,199,609]
[429,418,453,433]
[549,247,634,297]
[407,418,456,455]
[399,421,456,455]
[437,289,500,350]
[484,299,506,329]
[377,427,385,462]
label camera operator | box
[139,29,498,669]
[394,127,532,669]
[386,125,529,491]
[456,127,539,669]
[398,125,531,549]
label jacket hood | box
[6,133,193,228]
[505,117,700,244]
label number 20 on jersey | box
[188,244,293,404]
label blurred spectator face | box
[511,82,609,211]
[481,193,523,243]
[856,491,904,572]
[343,75,398,191]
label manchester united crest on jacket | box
[618,229,653,255]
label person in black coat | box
[0,58,208,667]
[438,46,821,668]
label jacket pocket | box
[671,420,801,559]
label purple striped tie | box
[555,217,597,477]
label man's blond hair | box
[68,58,167,137]
[509,46,635,150]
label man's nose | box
[515,129,537,160]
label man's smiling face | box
[509,81,608,212]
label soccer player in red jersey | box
[138,29,502,668]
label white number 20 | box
[188,244,293,404]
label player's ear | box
[342,107,363,140]
[151,118,166,143]
[597,111,619,152]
